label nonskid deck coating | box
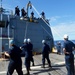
[0,53,75,75]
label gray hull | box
[0,14,54,53]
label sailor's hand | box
[20,47,23,50]
[66,52,70,54]
[20,47,22,50]
[4,52,10,57]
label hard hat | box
[20,17,24,20]
[42,40,45,44]
[24,39,27,43]
[27,38,31,42]
[63,34,68,39]
[9,40,15,45]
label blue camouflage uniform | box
[28,42,34,66]
[42,43,51,67]
[7,45,23,75]
[63,40,75,75]
[21,43,32,74]
[56,42,61,54]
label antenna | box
[0,0,3,13]
[0,0,2,8]
[0,0,10,14]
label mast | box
[0,0,2,52]
[0,0,2,8]
[0,0,3,36]
[0,0,3,13]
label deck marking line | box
[0,61,65,74]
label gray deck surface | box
[0,53,75,75]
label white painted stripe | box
[0,62,65,74]
[0,71,6,74]
[54,61,65,65]
[0,66,41,74]
[22,65,41,71]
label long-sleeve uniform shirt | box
[8,45,22,63]
[42,43,50,55]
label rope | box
[32,5,50,27]
[41,25,52,38]
[51,27,62,39]
[32,5,52,37]
[24,22,28,39]
[32,4,63,39]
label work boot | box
[25,69,30,75]
[41,65,45,68]
[32,63,35,66]
[29,68,31,71]
[25,72,30,75]
[48,64,52,69]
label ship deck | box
[0,53,75,75]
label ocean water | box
[54,40,75,46]
[54,40,75,54]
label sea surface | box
[54,40,75,45]
[54,40,75,54]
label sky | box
[1,0,75,40]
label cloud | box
[50,15,74,23]
[49,15,75,40]
[50,16,60,22]
[51,21,75,40]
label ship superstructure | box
[0,1,54,53]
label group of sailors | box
[15,6,26,17]
[54,34,75,75]
[4,34,75,75]
[4,38,51,75]
[15,6,45,19]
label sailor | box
[63,34,75,75]
[30,11,34,19]
[20,39,31,75]
[56,41,61,55]
[40,11,45,19]
[27,38,35,66]
[41,40,52,68]
[21,7,27,17]
[15,6,20,16]
[5,39,23,75]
